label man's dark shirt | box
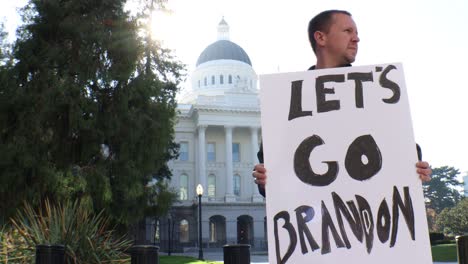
[256,64,422,197]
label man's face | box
[323,13,360,65]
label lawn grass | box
[431,243,458,262]
[158,246,458,263]
[159,256,222,264]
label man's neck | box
[315,60,345,69]
[313,61,352,70]
[315,52,352,69]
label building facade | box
[159,18,267,252]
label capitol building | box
[156,18,267,251]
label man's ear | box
[314,31,326,48]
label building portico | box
[157,17,267,252]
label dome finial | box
[217,17,230,40]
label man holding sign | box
[253,9,433,264]
[253,9,431,195]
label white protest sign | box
[259,63,432,264]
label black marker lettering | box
[356,195,374,254]
[274,211,297,264]
[332,192,364,249]
[295,205,320,254]
[294,135,338,186]
[380,65,401,104]
[390,186,415,247]
[345,135,382,181]
[316,74,345,113]
[347,72,374,108]
[321,201,346,254]
[377,199,391,243]
[288,80,313,121]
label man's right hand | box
[252,163,267,189]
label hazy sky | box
[2,0,467,174]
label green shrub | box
[7,199,131,263]
[432,239,456,245]
[429,232,445,245]
[1,225,33,263]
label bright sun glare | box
[150,9,174,44]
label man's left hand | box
[416,161,431,182]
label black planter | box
[35,244,65,264]
[223,244,251,264]
[130,245,159,264]
[457,235,468,264]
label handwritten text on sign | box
[259,64,431,264]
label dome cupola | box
[196,18,252,66]
[182,17,258,105]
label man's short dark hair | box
[308,10,352,54]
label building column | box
[224,125,235,202]
[250,126,263,202]
[198,125,207,201]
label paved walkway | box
[167,251,457,264]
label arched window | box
[204,77,207,86]
[209,215,226,244]
[180,219,189,242]
[179,174,188,200]
[234,174,241,196]
[211,75,215,85]
[208,174,216,197]
[228,75,232,84]
[220,75,224,84]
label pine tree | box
[0,0,182,226]
[423,166,463,213]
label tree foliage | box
[0,22,10,62]
[0,0,183,226]
[436,198,468,236]
[423,166,463,213]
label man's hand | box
[252,163,267,189]
[416,161,431,182]
[252,162,430,188]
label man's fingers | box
[416,161,430,169]
[417,167,432,176]
[419,174,431,182]
[254,164,266,173]
[416,161,432,182]
[253,163,267,187]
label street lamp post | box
[167,214,172,256]
[196,184,204,260]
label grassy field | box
[0,244,458,263]
[155,245,458,263]
[159,256,222,264]
[431,244,458,262]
